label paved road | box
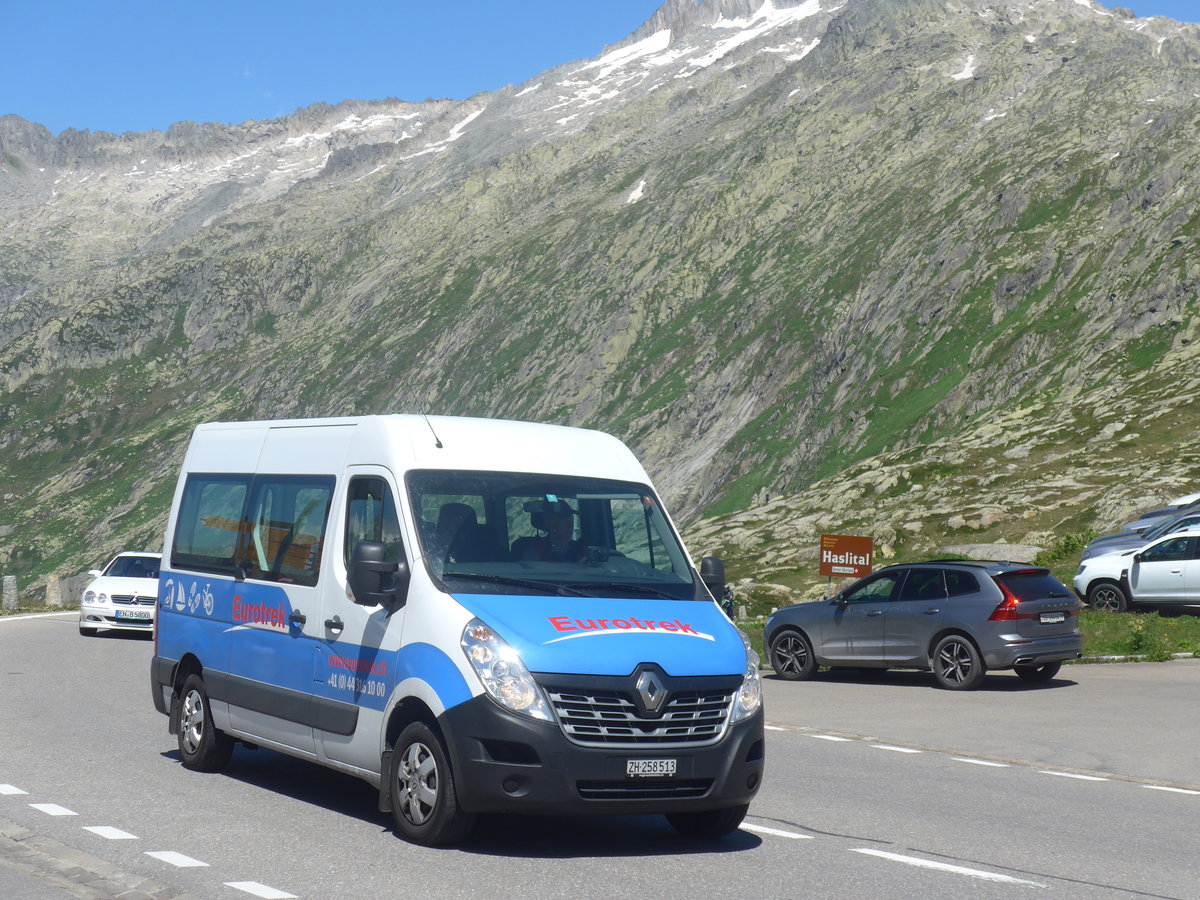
[1,613,1197,899]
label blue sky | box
[3,1,1196,136]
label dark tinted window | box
[242,475,335,587]
[346,477,404,565]
[1140,536,1193,563]
[897,569,946,601]
[105,555,161,579]
[994,570,1072,602]
[171,474,251,572]
[842,572,902,603]
[944,570,979,597]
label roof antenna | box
[422,414,444,449]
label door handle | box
[288,609,307,627]
[923,608,940,615]
[866,610,883,617]
[325,615,344,634]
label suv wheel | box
[931,635,985,690]
[769,629,817,680]
[1087,580,1129,612]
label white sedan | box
[1073,527,1200,612]
[78,552,161,635]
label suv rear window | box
[994,570,1071,602]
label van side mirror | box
[699,556,726,607]
[348,541,410,609]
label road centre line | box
[851,848,1047,887]
[1143,785,1200,796]
[84,825,138,840]
[740,822,813,840]
[1039,771,1109,782]
[225,882,298,899]
[808,734,853,742]
[871,744,922,754]
[951,757,1010,767]
[146,850,209,867]
[0,784,28,795]
[29,803,76,816]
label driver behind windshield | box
[512,499,586,563]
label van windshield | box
[406,470,700,601]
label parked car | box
[1121,493,1200,532]
[1073,527,1200,612]
[78,552,161,636]
[764,561,1081,690]
[1082,507,1200,560]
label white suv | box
[1073,527,1200,611]
[78,552,161,635]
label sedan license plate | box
[626,758,676,778]
[1040,611,1066,624]
[115,609,152,620]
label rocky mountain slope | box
[2,0,1199,601]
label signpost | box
[818,534,873,579]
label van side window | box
[171,474,251,573]
[242,475,335,587]
[346,477,404,564]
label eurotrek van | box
[150,416,764,845]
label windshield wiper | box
[569,581,688,601]
[440,571,591,596]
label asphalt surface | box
[1,612,1198,899]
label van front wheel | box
[390,722,475,846]
[666,803,749,838]
[176,675,233,772]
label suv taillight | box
[988,579,1022,621]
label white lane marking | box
[765,725,788,731]
[29,803,77,816]
[1039,771,1108,782]
[740,822,813,840]
[852,848,1046,886]
[951,757,1010,768]
[225,883,298,899]
[84,826,138,840]
[146,850,209,867]
[1144,785,1200,796]
[0,612,76,623]
[809,734,852,742]
[871,744,922,754]
[0,784,28,795]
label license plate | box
[115,609,152,620]
[1040,612,1066,624]
[626,758,676,778]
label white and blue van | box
[150,415,764,845]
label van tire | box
[666,803,749,838]
[176,675,234,772]
[390,722,475,846]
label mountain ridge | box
[2,0,1200,603]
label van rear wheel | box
[390,721,475,847]
[666,803,749,838]
[176,675,233,772]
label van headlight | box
[461,619,553,722]
[731,630,762,723]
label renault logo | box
[636,669,667,712]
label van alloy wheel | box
[397,740,438,826]
[389,721,474,846]
[176,674,233,772]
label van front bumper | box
[438,694,764,816]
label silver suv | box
[764,561,1082,690]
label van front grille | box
[547,687,733,747]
